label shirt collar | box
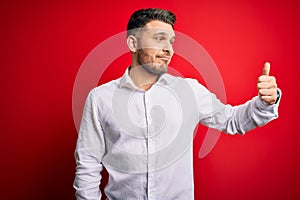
[119,67,170,90]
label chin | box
[154,64,168,74]
[142,63,168,75]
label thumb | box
[262,62,270,76]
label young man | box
[74,8,280,200]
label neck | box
[129,65,159,91]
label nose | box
[162,41,174,55]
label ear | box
[127,35,138,53]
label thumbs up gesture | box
[257,62,278,105]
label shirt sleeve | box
[187,79,281,134]
[73,90,106,199]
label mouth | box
[157,55,171,62]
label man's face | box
[136,20,175,75]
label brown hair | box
[127,8,176,37]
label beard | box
[137,49,169,75]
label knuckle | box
[257,83,262,88]
[258,76,264,82]
[270,76,276,83]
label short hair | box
[127,8,176,37]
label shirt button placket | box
[148,137,155,200]
[145,92,156,200]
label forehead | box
[143,20,175,36]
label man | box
[73,8,280,200]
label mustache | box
[156,54,172,61]
[156,52,171,57]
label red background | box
[1,0,299,199]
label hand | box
[257,62,278,105]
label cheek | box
[142,48,158,59]
[141,38,162,50]
[138,50,151,63]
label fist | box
[257,62,278,105]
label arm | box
[218,93,280,134]
[73,91,106,200]
[190,62,281,134]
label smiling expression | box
[136,20,176,75]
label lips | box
[157,55,171,62]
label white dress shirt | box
[73,69,280,200]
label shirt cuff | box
[257,88,282,109]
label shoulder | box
[89,77,121,99]
[164,73,210,95]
